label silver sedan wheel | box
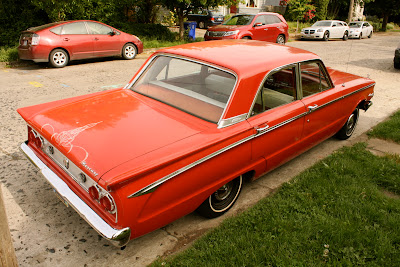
[122,44,137,60]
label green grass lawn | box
[0,46,19,62]
[368,110,400,144]
[152,143,400,266]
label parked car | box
[18,40,374,247]
[348,21,373,39]
[395,42,400,69]
[204,12,289,44]
[301,20,349,41]
[187,8,224,29]
[18,20,143,68]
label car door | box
[86,22,122,57]
[247,64,307,173]
[60,22,94,60]
[362,22,370,37]
[264,14,283,42]
[249,15,269,41]
[299,60,346,148]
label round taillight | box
[28,130,36,142]
[89,186,100,200]
[35,136,43,148]
[100,195,115,213]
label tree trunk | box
[381,13,389,31]
[177,8,185,40]
[296,19,299,33]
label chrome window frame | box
[125,53,239,128]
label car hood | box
[208,25,247,31]
[18,89,209,180]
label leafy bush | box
[110,22,178,41]
[0,46,19,62]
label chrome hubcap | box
[125,46,135,58]
[346,114,355,135]
[277,36,284,44]
[53,52,66,65]
[214,184,233,201]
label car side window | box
[332,22,337,27]
[87,22,114,35]
[300,61,331,98]
[252,66,297,115]
[50,26,62,35]
[338,22,343,26]
[254,15,266,25]
[61,22,88,35]
[266,15,282,24]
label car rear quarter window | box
[300,61,331,97]
[50,26,62,35]
[131,56,236,123]
[266,15,282,24]
[61,22,88,35]
[87,22,114,35]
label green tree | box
[313,0,329,20]
[286,0,315,32]
[365,0,400,31]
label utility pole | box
[348,0,355,22]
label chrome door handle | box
[308,104,318,112]
[256,124,270,133]
[264,28,269,31]
[63,38,69,41]
[94,38,99,41]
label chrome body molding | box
[218,113,248,128]
[128,82,375,199]
[20,142,130,247]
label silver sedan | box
[348,21,373,39]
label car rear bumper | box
[20,141,131,247]
[18,46,49,62]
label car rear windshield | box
[130,56,236,123]
[349,22,362,28]
[312,21,332,27]
[223,15,254,25]
[26,22,65,32]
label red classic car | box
[18,40,374,247]
[18,20,143,68]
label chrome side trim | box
[128,81,375,199]
[218,113,248,128]
[20,142,131,247]
[128,134,255,198]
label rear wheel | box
[368,31,372,38]
[276,34,285,45]
[323,31,330,41]
[49,49,69,68]
[122,43,137,60]
[335,108,359,140]
[196,176,243,218]
[343,31,348,41]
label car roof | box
[156,40,320,76]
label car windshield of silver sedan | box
[349,22,362,28]
[312,21,332,27]
[223,15,255,25]
[130,56,236,123]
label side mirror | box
[109,31,116,36]
[254,22,263,27]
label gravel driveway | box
[1,32,399,266]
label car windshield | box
[312,21,332,27]
[27,22,65,32]
[223,15,254,25]
[130,56,236,123]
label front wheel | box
[343,31,349,41]
[49,49,69,68]
[276,34,285,45]
[323,31,330,41]
[196,176,243,218]
[122,43,137,60]
[358,33,362,39]
[335,108,359,140]
[368,31,372,38]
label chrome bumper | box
[20,142,131,247]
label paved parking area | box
[0,33,399,266]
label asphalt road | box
[0,32,399,266]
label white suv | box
[301,20,349,41]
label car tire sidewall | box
[368,31,372,38]
[122,43,137,60]
[343,31,349,41]
[323,31,330,41]
[336,108,359,140]
[276,34,285,45]
[49,49,69,68]
[196,176,243,218]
